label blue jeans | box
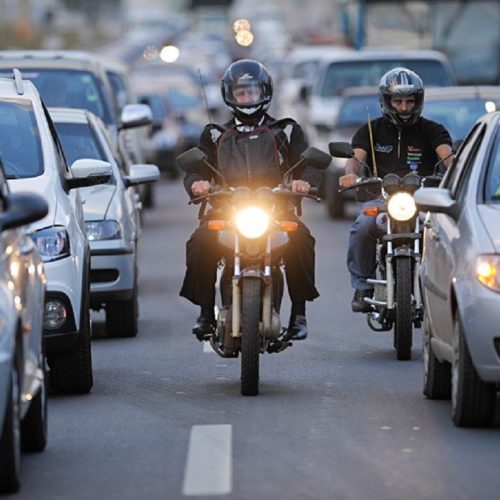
[347,200,385,289]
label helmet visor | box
[227,82,263,106]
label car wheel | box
[451,315,495,427]
[142,184,154,209]
[422,310,451,399]
[326,171,345,219]
[106,279,138,338]
[0,364,21,493]
[21,353,48,452]
[49,303,93,394]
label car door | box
[424,124,485,343]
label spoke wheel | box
[394,258,413,361]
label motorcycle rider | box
[180,59,322,341]
[339,67,453,312]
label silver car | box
[0,167,48,493]
[416,111,500,427]
[49,108,159,337]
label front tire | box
[451,316,495,427]
[0,365,21,493]
[422,311,451,399]
[394,258,413,361]
[326,171,345,219]
[240,279,261,396]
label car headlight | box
[387,192,417,221]
[31,226,70,262]
[85,220,122,241]
[235,207,270,239]
[476,255,500,292]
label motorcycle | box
[177,146,331,395]
[329,142,442,360]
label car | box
[416,110,500,427]
[0,165,48,493]
[307,48,456,150]
[49,107,159,337]
[323,86,380,218]
[423,86,500,141]
[0,71,112,394]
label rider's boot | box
[192,306,216,341]
[287,302,308,341]
[351,288,374,313]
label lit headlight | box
[235,207,270,239]
[387,192,417,221]
[32,226,70,262]
[85,220,122,241]
[476,255,500,291]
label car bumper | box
[89,243,135,305]
[459,280,500,382]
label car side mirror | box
[119,104,152,130]
[299,85,310,103]
[123,164,160,187]
[66,159,112,189]
[0,192,48,231]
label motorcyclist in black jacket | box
[339,67,453,313]
[179,59,322,341]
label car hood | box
[8,175,57,228]
[79,184,116,221]
[477,205,500,253]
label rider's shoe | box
[192,316,216,341]
[287,315,308,341]
[351,289,373,313]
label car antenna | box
[367,108,378,177]
[197,69,213,123]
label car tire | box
[106,279,138,338]
[422,311,451,399]
[0,364,21,493]
[451,316,495,427]
[21,352,48,452]
[142,184,154,209]
[49,302,93,394]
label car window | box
[4,69,113,125]
[106,70,130,113]
[0,98,43,179]
[54,121,114,184]
[484,128,500,203]
[336,94,381,127]
[423,98,498,142]
[444,123,485,199]
[319,59,452,97]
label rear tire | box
[240,279,261,396]
[451,316,495,427]
[0,365,21,493]
[394,258,412,361]
[422,311,451,399]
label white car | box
[0,72,112,394]
[49,108,159,337]
[0,167,48,493]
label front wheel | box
[240,279,261,396]
[394,258,413,361]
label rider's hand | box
[339,173,359,188]
[291,180,311,194]
[191,180,211,197]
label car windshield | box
[424,98,500,141]
[484,129,500,203]
[336,94,381,127]
[0,99,43,179]
[7,69,114,125]
[165,88,199,111]
[320,60,452,97]
[54,121,114,183]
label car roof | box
[321,48,450,64]
[424,86,500,100]
[48,107,90,124]
[0,71,39,99]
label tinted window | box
[336,94,381,127]
[0,99,43,179]
[424,98,500,141]
[484,129,500,202]
[2,69,114,125]
[320,59,452,97]
[107,71,130,112]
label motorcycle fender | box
[392,247,413,258]
[240,268,263,279]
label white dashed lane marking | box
[182,424,232,496]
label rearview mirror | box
[301,147,331,170]
[329,142,354,159]
[0,192,48,231]
[176,147,208,173]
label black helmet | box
[221,59,273,122]
[378,67,424,128]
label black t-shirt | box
[351,116,452,178]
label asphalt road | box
[12,179,500,500]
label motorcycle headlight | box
[476,255,500,292]
[387,192,417,221]
[235,207,270,239]
[31,226,70,262]
[85,220,122,241]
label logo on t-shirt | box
[375,143,393,153]
[407,145,422,171]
